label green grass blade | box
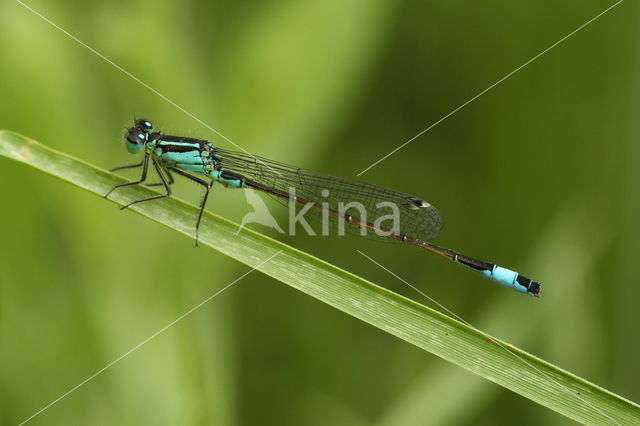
[1,130,638,425]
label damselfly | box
[106,119,541,297]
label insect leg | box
[105,152,150,198]
[119,159,172,210]
[171,168,213,246]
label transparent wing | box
[212,148,443,242]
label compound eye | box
[126,131,147,144]
[135,118,153,131]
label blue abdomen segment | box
[454,254,540,296]
[209,169,246,188]
[479,265,529,294]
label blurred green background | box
[1,1,638,425]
